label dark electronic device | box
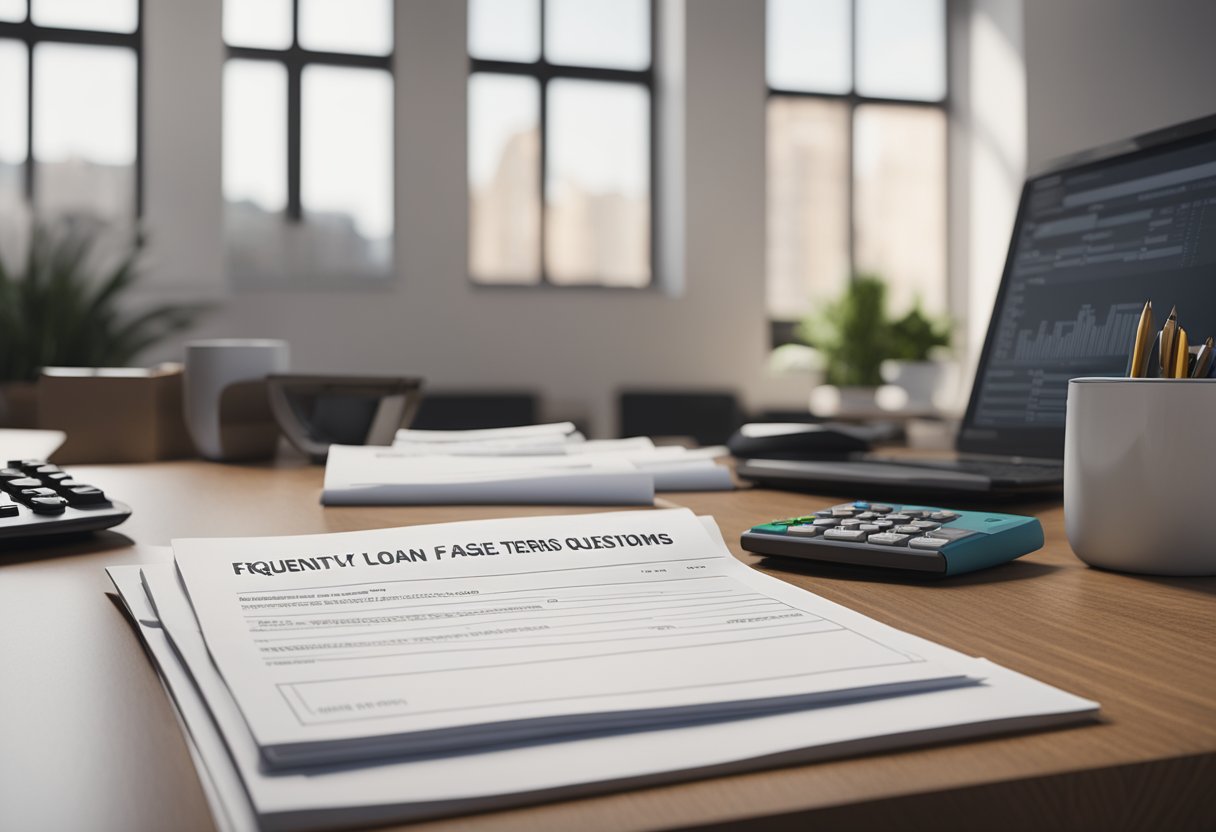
[0,459,131,542]
[267,375,423,463]
[739,113,1216,500]
[726,422,875,458]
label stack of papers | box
[322,423,733,506]
[107,509,1097,832]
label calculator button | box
[814,510,835,518]
[839,519,862,527]
[0,499,18,518]
[886,513,913,523]
[930,511,958,522]
[786,524,822,537]
[812,518,839,527]
[871,519,894,530]
[19,487,59,501]
[29,496,67,514]
[911,520,941,530]
[858,523,881,532]
[867,533,910,546]
[823,528,868,542]
[9,459,44,472]
[4,477,41,492]
[852,501,870,509]
[869,504,893,514]
[893,525,923,535]
[855,511,878,520]
[64,486,109,507]
[908,536,950,549]
[0,468,25,483]
[831,508,856,517]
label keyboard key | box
[64,486,109,507]
[786,524,821,537]
[894,525,923,535]
[29,496,67,514]
[867,532,910,546]
[908,536,949,549]
[823,528,868,541]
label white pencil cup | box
[184,339,289,461]
[1064,378,1216,575]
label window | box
[223,0,393,282]
[468,0,655,288]
[766,0,947,330]
[0,0,141,223]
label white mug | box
[1065,377,1216,575]
[184,339,289,461]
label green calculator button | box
[752,523,789,535]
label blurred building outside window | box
[467,0,654,288]
[766,0,948,339]
[222,0,394,282]
[0,0,140,229]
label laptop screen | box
[959,116,1216,459]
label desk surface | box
[1,461,1213,832]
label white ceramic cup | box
[1065,377,1216,575]
[184,339,289,460]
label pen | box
[1172,327,1189,379]
[1159,306,1178,377]
[1128,300,1154,377]
[1193,336,1214,379]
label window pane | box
[545,0,649,71]
[469,73,540,284]
[766,97,849,319]
[766,0,850,94]
[853,105,946,316]
[299,0,392,56]
[301,65,393,274]
[0,0,25,22]
[223,59,285,212]
[33,43,135,219]
[468,0,539,63]
[856,0,946,101]
[0,40,25,217]
[546,79,649,286]
[31,0,136,32]
[224,0,292,49]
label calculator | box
[741,501,1043,577]
[0,459,132,542]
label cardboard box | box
[38,364,197,464]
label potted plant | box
[881,303,953,409]
[797,274,952,414]
[0,221,205,427]
[797,274,890,413]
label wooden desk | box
[1,461,1213,832]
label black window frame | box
[0,0,144,216]
[223,0,394,224]
[467,0,658,289]
[766,0,950,342]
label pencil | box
[1129,300,1154,377]
[1193,336,1214,379]
[1172,327,1189,379]
[1160,306,1179,377]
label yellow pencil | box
[1129,300,1154,377]
[1172,327,1189,378]
[1160,306,1179,376]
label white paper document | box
[171,509,987,768]
[322,445,656,505]
[108,521,1099,832]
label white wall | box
[140,0,768,437]
[1023,0,1216,170]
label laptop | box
[739,112,1216,500]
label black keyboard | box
[0,459,132,541]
